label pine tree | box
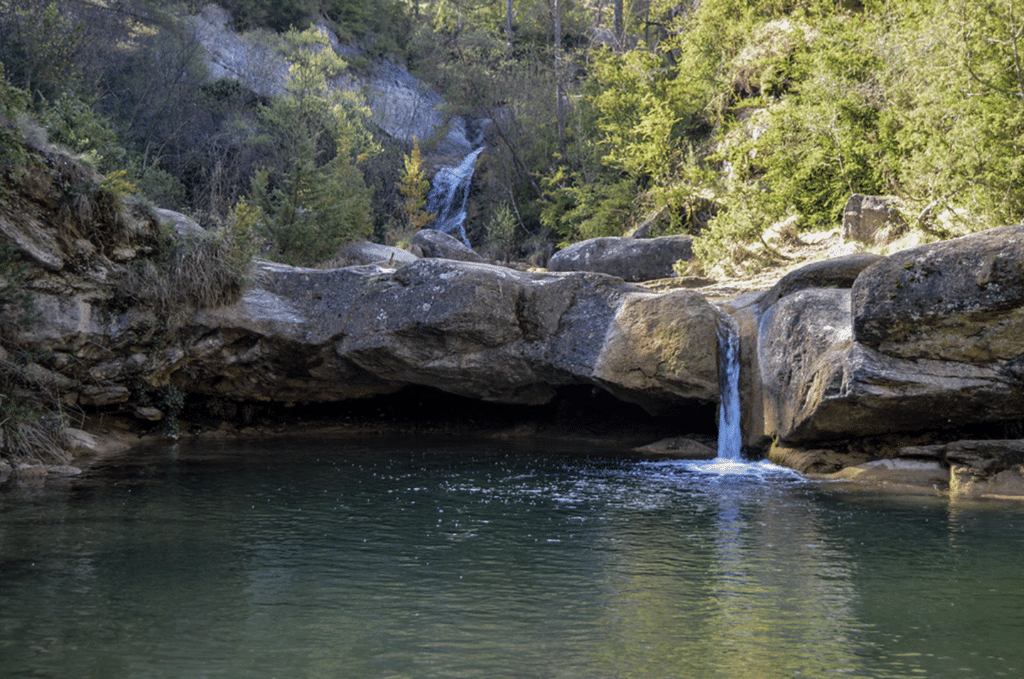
[252,27,376,265]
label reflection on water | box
[1,438,1023,679]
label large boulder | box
[187,258,721,411]
[740,254,881,448]
[593,288,719,411]
[757,287,1024,444]
[758,253,884,310]
[755,225,1024,446]
[547,235,694,282]
[853,224,1024,362]
[186,262,404,404]
[842,194,906,242]
[410,229,485,263]
[333,241,418,268]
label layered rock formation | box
[4,194,720,422]
[749,225,1024,499]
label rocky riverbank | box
[2,150,1024,500]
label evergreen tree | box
[252,27,377,265]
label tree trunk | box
[614,0,623,53]
[552,0,565,155]
[506,0,514,48]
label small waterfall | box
[425,146,484,248]
[642,311,797,478]
[716,314,743,461]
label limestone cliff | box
[188,4,477,160]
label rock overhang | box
[183,257,724,414]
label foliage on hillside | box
[0,67,260,462]
[0,1,386,267]
[0,0,1020,273]
[538,0,1024,274]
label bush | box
[116,202,258,331]
[0,356,70,464]
[40,95,126,173]
[0,239,70,464]
[481,202,519,261]
[541,169,637,246]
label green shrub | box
[482,202,519,262]
[116,204,258,332]
[40,95,126,173]
[541,169,637,246]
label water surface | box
[2,437,1022,678]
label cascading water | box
[653,310,796,477]
[424,146,484,248]
[715,313,743,461]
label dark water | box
[1,438,1023,679]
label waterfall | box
[716,314,743,461]
[643,310,797,478]
[425,146,484,248]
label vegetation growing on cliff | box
[248,27,377,265]
[0,68,261,463]
[0,0,1021,272]
[0,235,69,465]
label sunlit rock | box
[826,458,949,489]
[897,440,1024,500]
[547,235,694,282]
[757,252,883,310]
[755,227,1024,447]
[842,194,906,243]
[757,287,1024,444]
[853,224,1024,362]
[187,258,720,412]
[595,289,719,412]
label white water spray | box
[716,314,743,461]
[643,310,800,478]
[425,146,484,247]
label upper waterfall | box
[424,146,484,248]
